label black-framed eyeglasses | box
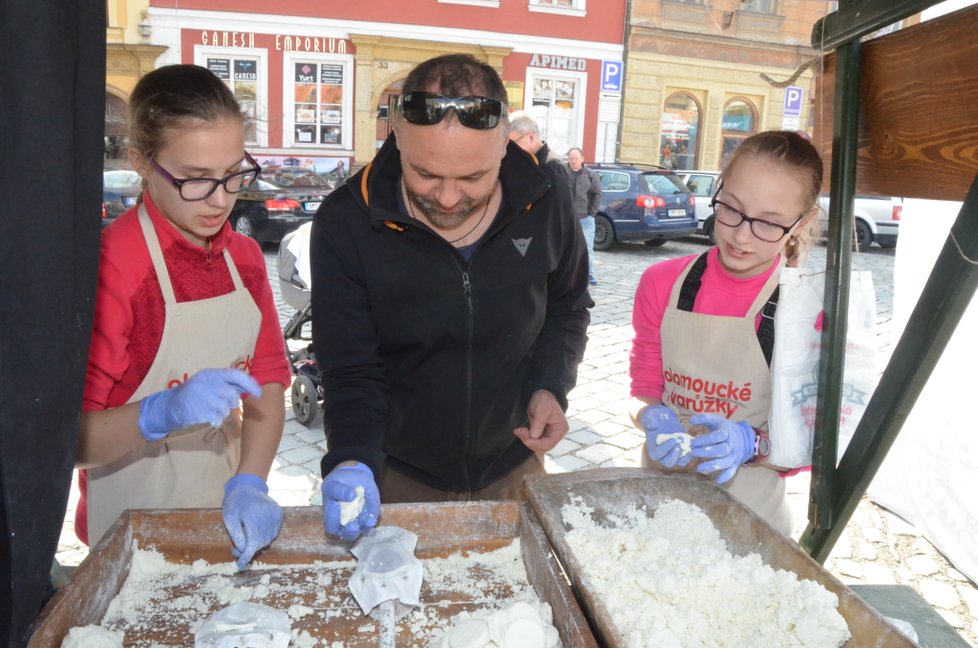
[150,152,261,201]
[399,91,506,130]
[711,193,804,243]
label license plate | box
[304,202,321,211]
[667,209,686,217]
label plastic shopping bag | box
[768,268,878,468]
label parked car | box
[676,170,721,240]
[229,166,332,244]
[102,169,142,228]
[817,194,902,249]
[590,163,697,250]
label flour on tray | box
[67,537,549,647]
[561,497,851,648]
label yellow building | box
[104,0,166,165]
[620,0,834,170]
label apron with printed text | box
[645,256,791,535]
[86,206,261,545]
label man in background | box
[567,147,602,286]
[507,110,570,188]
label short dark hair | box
[402,54,508,105]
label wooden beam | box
[814,4,978,200]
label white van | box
[817,194,902,249]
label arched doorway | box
[375,80,404,149]
[105,91,128,167]
[659,92,701,170]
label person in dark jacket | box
[567,147,602,285]
[311,54,592,541]
[507,110,570,185]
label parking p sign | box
[783,86,803,117]
[601,60,623,93]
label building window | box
[720,98,758,165]
[286,56,354,149]
[104,92,128,163]
[741,0,777,14]
[525,69,586,158]
[660,93,701,171]
[199,51,266,147]
[529,0,586,15]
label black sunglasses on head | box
[399,91,506,130]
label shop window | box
[741,0,777,14]
[287,57,353,149]
[104,92,128,164]
[529,0,586,15]
[720,98,758,166]
[659,92,701,171]
[202,54,264,147]
[526,71,584,158]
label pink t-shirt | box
[629,246,781,401]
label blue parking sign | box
[783,86,804,117]
[601,60,623,93]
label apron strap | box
[138,205,177,305]
[677,252,709,312]
[676,251,780,367]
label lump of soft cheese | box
[432,598,560,648]
[561,498,851,648]
[60,625,124,648]
[340,486,366,525]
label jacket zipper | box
[459,269,474,491]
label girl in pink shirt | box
[628,131,822,533]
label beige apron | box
[644,255,792,535]
[86,206,261,545]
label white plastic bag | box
[768,268,878,468]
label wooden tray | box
[31,502,598,647]
[524,468,919,648]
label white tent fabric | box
[864,198,978,584]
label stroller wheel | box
[291,374,320,427]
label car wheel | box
[291,374,320,427]
[233,215,255,240]
[854,219,872,250]
[706,217,717,244]
[643,238,667,247]
[593,215,616,251]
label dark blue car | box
[591,163,697,250]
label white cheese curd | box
[656,432,693,456]
[60,625,124,648]
[339,485,366,525]
[561,498,851,648]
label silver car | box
[676,170,721,241]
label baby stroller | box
[277,223,322,426]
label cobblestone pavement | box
[56,236,976,645]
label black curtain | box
[0,0,104,644]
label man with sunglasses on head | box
[311,54,592,541]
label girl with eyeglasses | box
[74,65,291,567]
[628,130,822,535]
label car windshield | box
[641,173,689,194]
[103,170,142,191]
[263,169,330,188]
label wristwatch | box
[752,428,771,463]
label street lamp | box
[138,10,151,42]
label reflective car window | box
[642,173,689,194]
[596,171,630,192]
[686,174,716,196]
[103,170,142,191]
[265,169,330,188]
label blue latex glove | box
[689,413,756,484]
[138,368,262,441]
[640,405,692,468]
[222,474,283,569]
[321,463,380,542]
